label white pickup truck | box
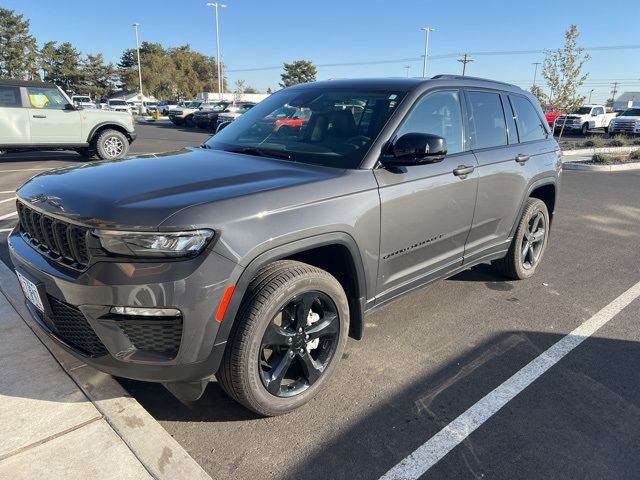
[554,105,618,136]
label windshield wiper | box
[225,146,291,160]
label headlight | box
[94,229,214,257]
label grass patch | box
[633,138,640,146]
[583,136,604,148]
[609,135,628,147]
[591,153,615,164]
[630,150,640,160]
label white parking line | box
[379,279,640,480]
[0,190,16,194]
[0,212,18,221]
[0,228,14,233]
[0,196,17,204]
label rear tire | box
[217,260,349,416]
[493,198,549,280]
[184,115,195,127]
[94,129,129,160]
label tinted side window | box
[510,95,547,142]
[27,87,67,110]
[594,107,604,116]
[0,86,22,107]
[467,91,507,150]
[396,90,464,154]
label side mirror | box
[381,133,447,167]
[65,103,77,111]
[591,112,598,116]
[216,121,232,133]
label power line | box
[226,44,640,73]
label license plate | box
[16,271,44,312]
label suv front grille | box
[17,202,90,269]
[47,296,109,357]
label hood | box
[84,108,131,118]
[16,148,343,230]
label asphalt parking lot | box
[1,125,639,479]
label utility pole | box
[132,23,143,113]
[457,53,473,76]
[206,2,227,100]
[404,65,411,78]
[420,27,435,78]
[532,62,541,86]
[610,82,619,108]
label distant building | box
[107,91,157,104]
[613,92,640,111]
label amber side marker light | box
[216,285,236,322]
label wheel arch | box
[88,122,133,143]
[214,232,368,347]
[509,178,558,238]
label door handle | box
[32,114,47,119]
[452,165,475,177]
[515,154,530,163]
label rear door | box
[375,89,478,302]
[463,90,552,262]
[26,86,82,144]
[0,85,29,145]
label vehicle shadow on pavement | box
[450,263,517,292]
[118,377,262,422]
[285,331,640,480]
[0,151,84,163]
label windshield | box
[206,87,405,168]
[572,107,592,115]
[186,101,202,108]
[109,100,127,106]
[620,108,640,117]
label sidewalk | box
[0,262,212,480]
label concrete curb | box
[0,260,212,480]
[562,161,640,172]
[562,146,640,156]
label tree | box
[244,86,258,94]
[233,79,245,101]
[81,54,116,99]
[530,85,548,106]
[266,87,273,94]
[40,41,84,93]
[0,8,38,79]
[541,25,590,138]
[280,60,316,88]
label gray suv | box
[9,76,561,416]
[0,79,137,160]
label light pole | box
[206,3,227,100]
[132,23,143,111]
[588,89,594,104]
[404,65,411,78]
[421,27,435,78]
[532,62,541,87]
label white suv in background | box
[107,99,132,113]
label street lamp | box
[421,27,435,78]
[532,62,541,87]
[404,65,411,78]
[588,89,594,104]
[206,3,227,100]
[132,23,143,111]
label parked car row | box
[169,100,257,130]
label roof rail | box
[430,74,517,88]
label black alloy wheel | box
[259,291,340,397]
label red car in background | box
[271,107,312,133]
[543,104,561,127]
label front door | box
[374,90,478,303]
[26,85,82,144]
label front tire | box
[217,260,349,416]
[581,123,589,136]
[493,198,549,280]
[94,129,129,160]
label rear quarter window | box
[510,95,547,143]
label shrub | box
[609,135,627,147]
[633,138,640,146]
[592,153,615,164]
[630,149,640,160]
[583,137,604,148]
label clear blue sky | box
[6,0,640,102]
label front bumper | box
[128,131,137,142]
[8,228,239,383]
